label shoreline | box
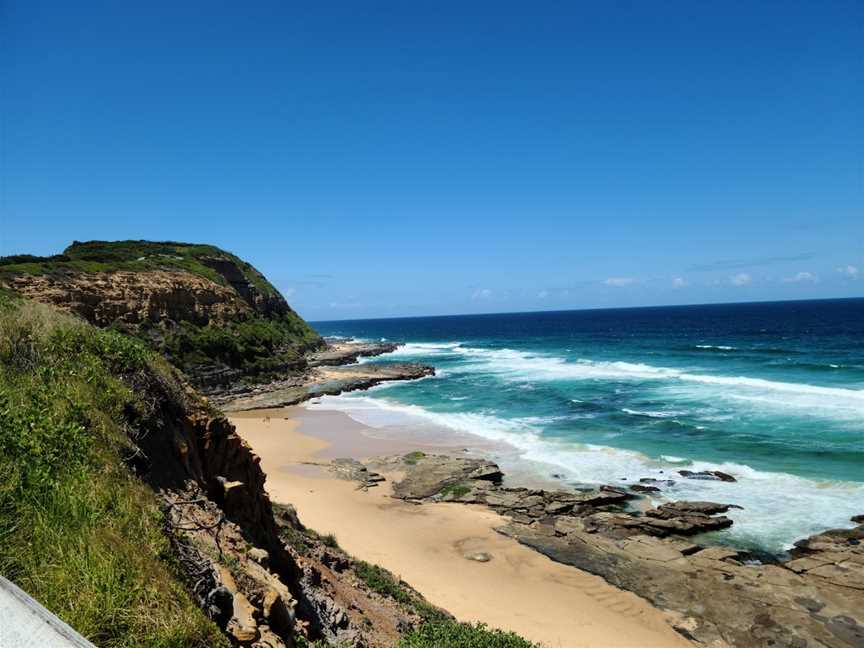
[225,340,863,648]
[230,406,693,648]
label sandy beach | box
[230,406,693,648]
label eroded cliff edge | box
[0,241,452,648]
[0,240,324,390]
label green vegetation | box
[353,560,413,605]
[353,560,445,622]
[0,240,324,385]
[0,240,279,297]
[403,451,426,465]
[159,314,321,381]
[0,297,228,647]
[396,621,540,648]
[440,482,471,498]
[279,524,312,556]
[321,532,340,548]
[353,558,536,647]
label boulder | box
[640,478,676,487]
[630,484,660,493]
[678,469,737,482]
[655,501,742,516]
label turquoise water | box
[312,299,864,551]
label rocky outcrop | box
[3,270,259,328]
[328,458,387,489]
[1,262,295,329]
[0,241,324,391]
[308,341,401,367]
[678,469,738,483]
[124,358,441,646]
[501,518,864,648]
[388,453,503,500]
[365,452,864,648]
[218,360,435,412]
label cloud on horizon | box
[784,271,818,283]
[603,277,637,287]
[837,265,860,279]
[730,273,752,286]
[689,254,814,272]
[472,288,494,301]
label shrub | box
[440,483,471,498]
[0,298,227,647]
[354,560,413,605]
[396,621,539,648]
[403,451,426,465]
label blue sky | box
[2,1,862,320]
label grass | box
[396,621,540,647]
[353,560,445,623]
[0,240,279,298]
[403,451,426,465]
[321,533,340,548]
[0,297,228,647]
[280,524,312,556]
[353,559,537,647]
[353,560,414,605]
[440,483,471,498]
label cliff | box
[0,240,324,389]
[0,296,490,648]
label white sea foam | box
[385,341,463,357]
[621,408,681,418]
[436,345,864,419]
[695,344,736,351]
[307,393,864,551]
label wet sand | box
[230,406,692,648]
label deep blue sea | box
[311,299,864,552]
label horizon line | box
[308,295,864,324]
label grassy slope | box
[0,296,228,648]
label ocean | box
[310,298,864,552]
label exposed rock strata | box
[2,270,258,328]
[218,359,435,412]
[128,362,438,646]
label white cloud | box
[472,288,493,301]
[603,277,636,287]
[559,289,570,299]
[784,271,818,283]
[671,277,687,288]
[283,287,296,297]
[837,264,860,279]
[730,273,752,286]
[537,290,549,299]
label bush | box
[354,560,413,605]
[353,560,445,622]
[440,483,471,498]
[396,621,539,648]
[403,451,426,465]
[0,298,227,647]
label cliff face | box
[0,240,324,389]
[3,270,257,328]
[0,297,433,648]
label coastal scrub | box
[0,297,227,647]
